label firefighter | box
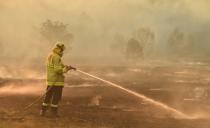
[40,42,76,117]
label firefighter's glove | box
[68,66,76,71]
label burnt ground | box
[1,64,210,128]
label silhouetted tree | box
[126,38,143,59]
[134,27,155,48]
[40,19,74,46]
[132,27,155,58]
[168,28,185,50]
[167,28,194,57]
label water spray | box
[77,69,192,119]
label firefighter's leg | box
[40,86,54,116]
[51,86,63,117]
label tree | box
[126,38,143,59]
[133,27,155,57]
[134,27,155,48]
[168,28,185,50]
[40,19,74,46]
[167,28,193,57]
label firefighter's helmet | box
[55,42,65,51]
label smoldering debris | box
[88,95,102,106]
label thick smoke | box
[0,0,210,64]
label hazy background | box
[0,0,210,65]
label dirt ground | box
[1,63,210,128]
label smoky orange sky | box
[0,0,210,63]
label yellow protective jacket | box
[46,48,68,86]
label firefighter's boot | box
[40,106,48,116]
[51,107,60,118]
